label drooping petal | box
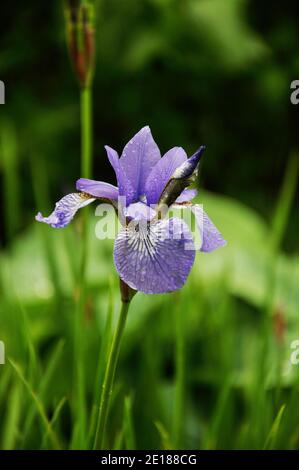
[76,178,119,200]
[175,188,197,203]
[35,193,95,228]
[191,205,226,252]
[114,217,195,294]
[144,147,187,205]
[120,126,161,202]
[125,202,156,221]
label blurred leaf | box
[123,395,136,450]
[189,0,269,70]
[263,404,286,450]
[2,384,22,449]
[9,359,61,450]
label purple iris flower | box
[36,126,226,294]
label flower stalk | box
[80,86,93,178]
[93,283,134,449]
[65,0,95,177]
[64,0,96,447]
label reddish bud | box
[65,1,96,88]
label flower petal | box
[105,145,134,204]
[191,205,226,252]
[175,188,197,203]
[144,147,187,205]
[76,178,119,200]
[125,202,156,221]
[105,145,119,174]
[120,126,161,202]
[114,217,195,294]
[35,193,95,228]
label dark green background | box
[1,0,298,246]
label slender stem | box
[93,301,130,450]
[72,85,93,448]
[173,300,185,449]
[80,86,92,178]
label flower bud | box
[64,0,96,88]
[156,145,205,216]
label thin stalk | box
[173,298,186,449]
[80,86,93,178]
[93,301,130,450]
[72,85,93,448]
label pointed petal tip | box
[35,212,43,222]
[190,145,206,163]
[208,237,227,251]
[172,145,205,180]
[104,144,116,153]
[202,237,227,252]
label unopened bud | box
[156,146,205,216]
[64,0,96,88]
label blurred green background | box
[0,0,299,450]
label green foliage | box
[0,183,298,449]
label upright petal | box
[144,147,187,205]
[105,145,134,204]
[114,217,195,294]
[105,145,119,174]
[76,178,119,200]
[191,205,226,252]
[120,126,161,202]
[35,193,95,228]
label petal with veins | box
[35,193,95,228]
[114,217,195,294]
[120,126,161,202]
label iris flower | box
[36,126,226,294]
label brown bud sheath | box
[64,1,96,88]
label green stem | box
[173,300,185,449]
[93,301,131,450]
[80,86,92,178]
[72,86,93,448]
